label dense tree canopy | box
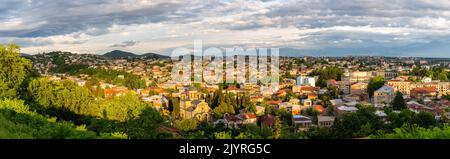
[27,78,100,117]
[392,92,407,110]
[102,92,148,122]
[367,76,385,98]
[126,108,167,139]
[309,67,343,87]
[0,43,32,99]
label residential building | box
[179,100,211,121]
[318,116,335,127]
[373,85,395,108]
[411,87,438,99]
[292,115,313,131]
[296,76,316,87]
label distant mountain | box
[141,52,170,59]
[21,53,31,57]
[103,50,139,58]
[103,50,169,59]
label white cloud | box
[2,0,450,56]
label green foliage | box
[332,106,383,138]
[411,67,449,82]
[214,131,232,139]
[411,67,433,77]
[174,119,198,132]
[102,92,148,121]
[309,67,343,87]
[273,116,282,139]
[305,127,334,139]
[50,64,88,74]
[302,107,319,124]
[374,124,450,139]
[392,92,406,110]
[126,108,166,139]
[0,43,32,99]
[0,99,110,139]
[27,78,101,117]
[75,68,146,89]
[213,102,235,118]
[386,109,437,129]
[367,76,385,98]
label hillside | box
[103,50,139,58]
[103,50,169,59]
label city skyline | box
[2,0,450,57]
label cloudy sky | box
[1,0,450,57]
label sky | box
[1,0,450,57]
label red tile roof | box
[241,113,257,119]
[411,87,437,93]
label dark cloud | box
[0,1,197,37]
[2,0,450,57]
[110,40,139,47]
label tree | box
[213,102,235,118]
[332,106,383,138]
[415,112,437,128]
[103,92,147,121]
[309,67,343,87]
[273,116,282,139]
[367,76,385,98]
[373,124,450,139]
[126,108,166,139]
[0,43,32,99]
[174,119,198,132]
[27,78,100,118]
[326,106,335,116]
[392,92,406,110]
[214,131,232,139]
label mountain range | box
[102,50,169,59]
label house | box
[330,99,344,107]
[222,113,257,128]
[223,115,242,128]
[338,80,351,95]
[267,100,282,106]
[348,71,371,83]
[292,85,302,93]
[373,85,395,108]
[226,85,239,94]
[240,113,257,125]
[179,90,202,101]
[317,116,335,127]
[143,95,168,110]
[260,114,275,128]
[289,98,300,105]
[292,105,301,115]
[179,100,211,121]
[307,93,318,100]
[251,95,264,103]
[314,105,325,114]
[335,106,358,116]
[327,79,338,87]
[104,86,128,98]
[296,76,316,87]
[301,99,312,106]
[411,87,437,99]
[292,115,313,131]
[279,102,293,111]
[299,86,319,95]
[350,82,368,95]
[275,89,288,97]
